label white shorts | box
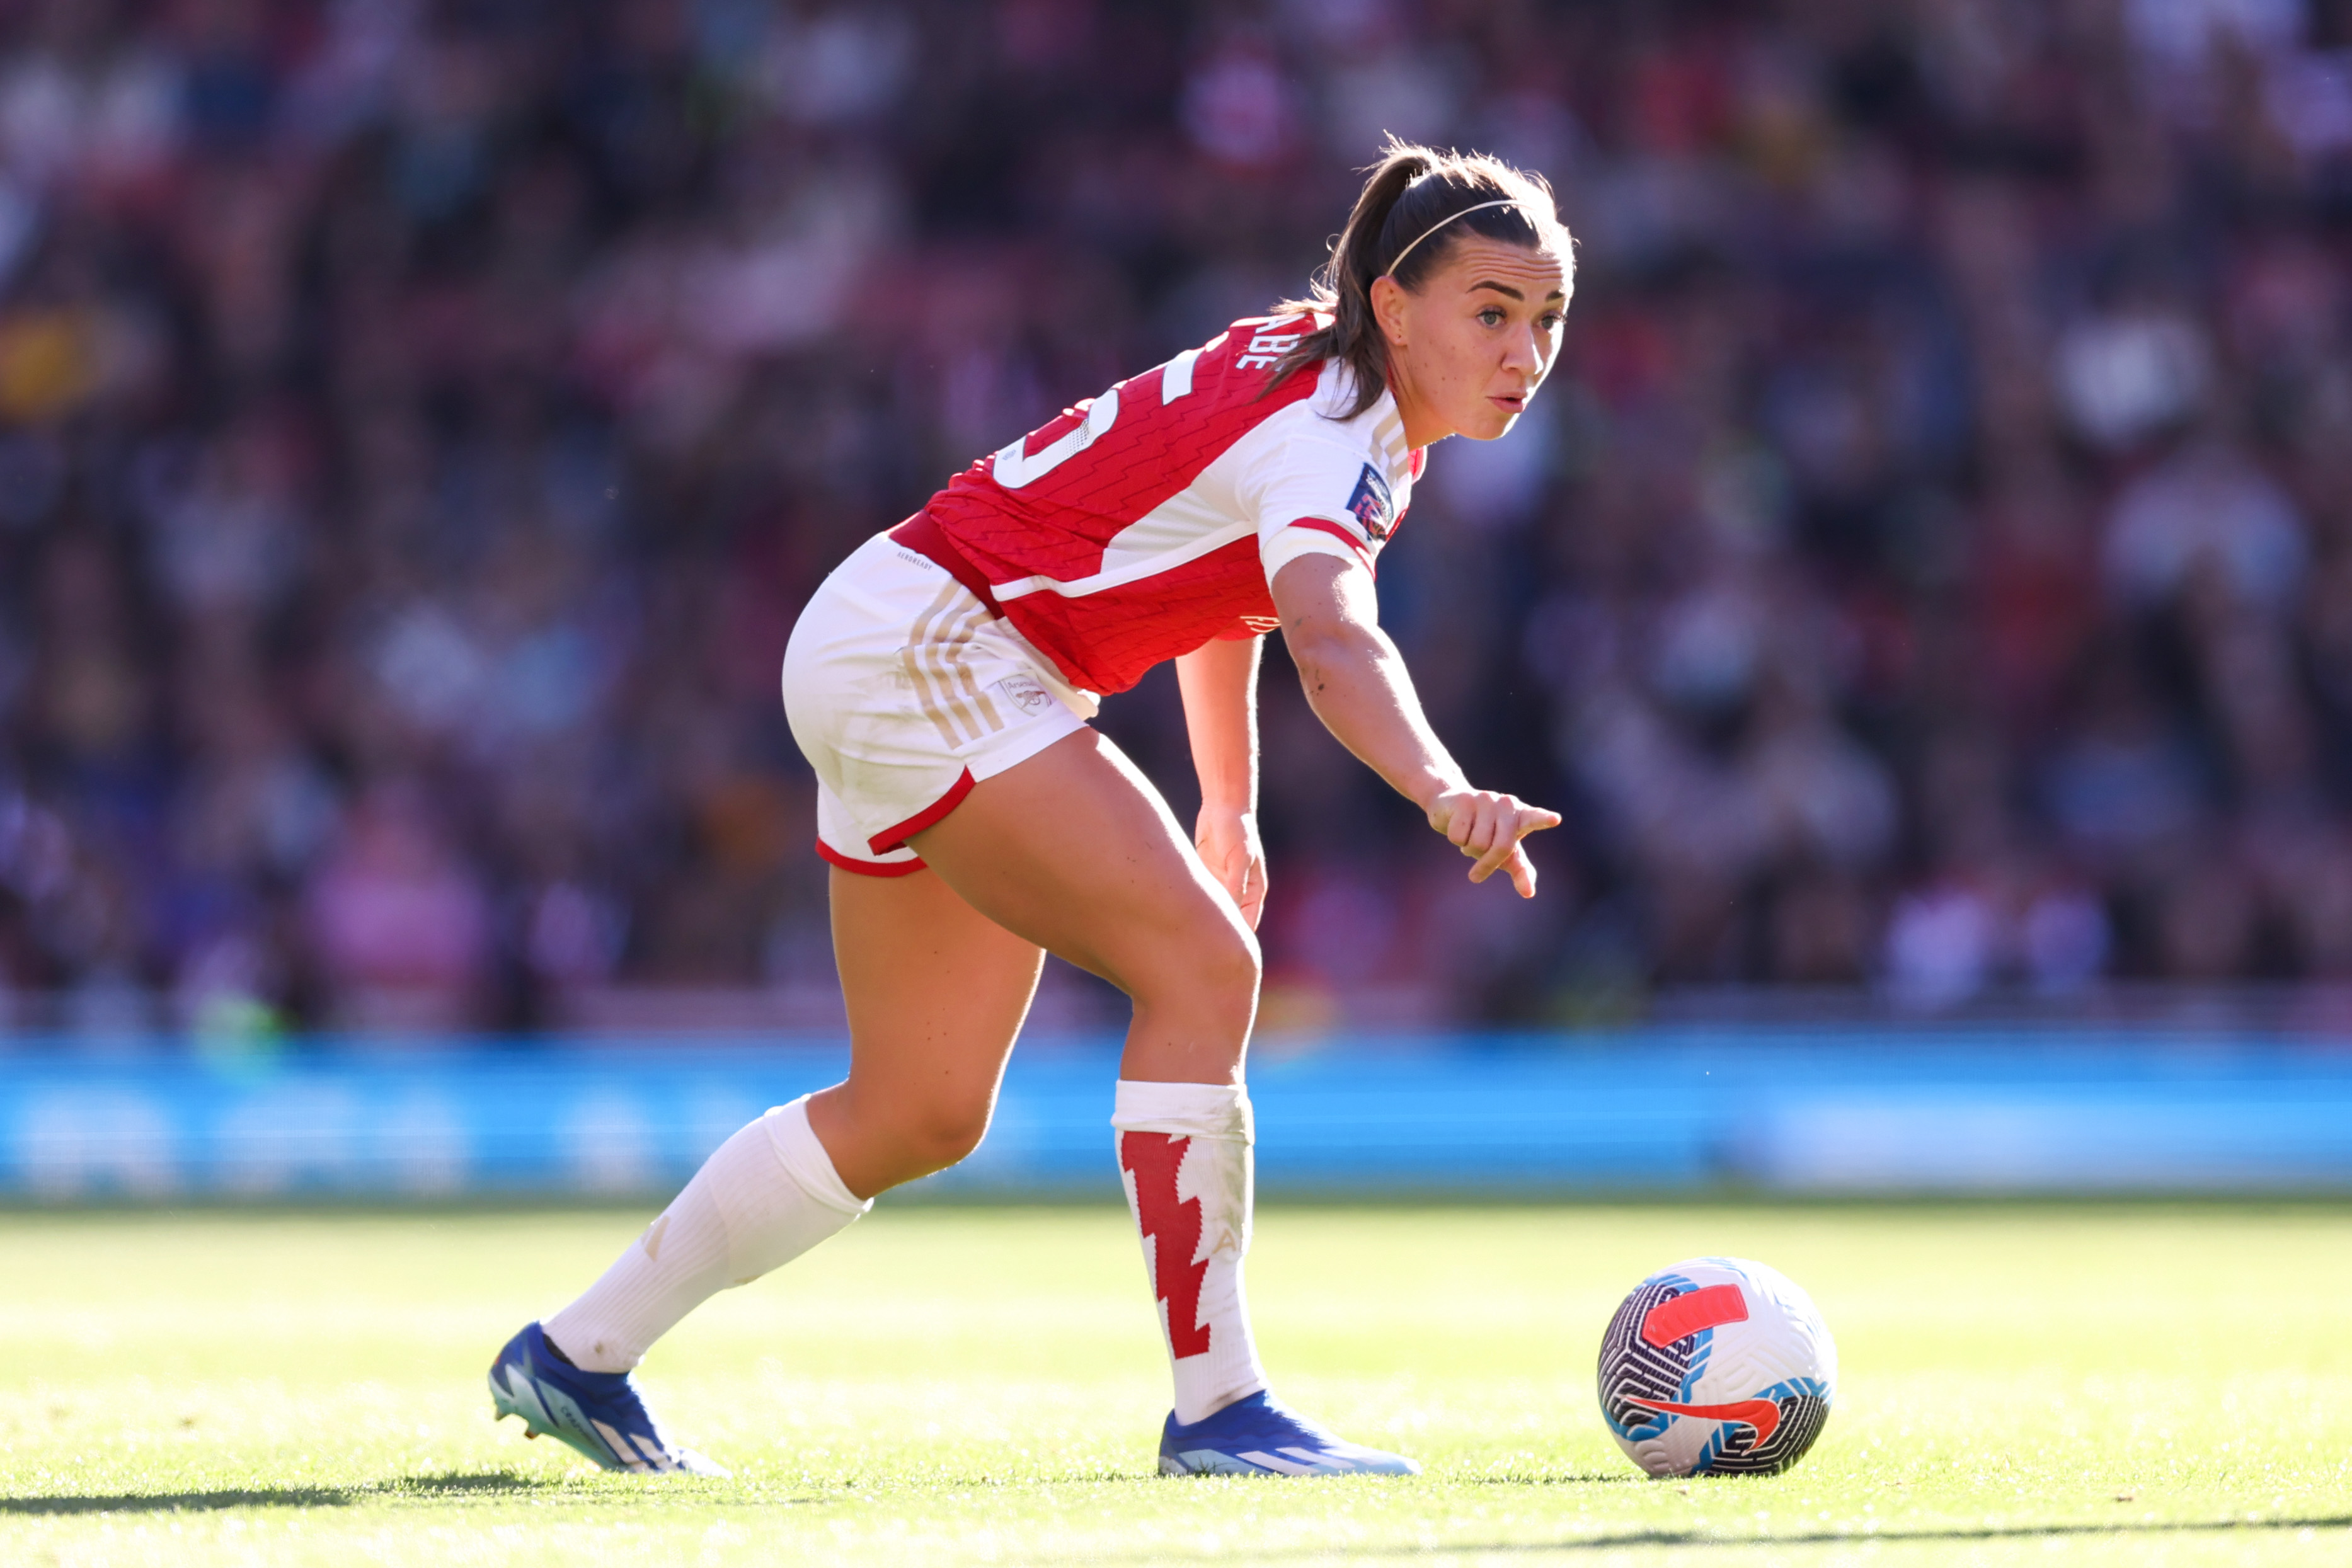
[783,532,1095,874]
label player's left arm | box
[1174,633,1266,929]
[1271,552,1561,897]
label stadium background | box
[4,0,2352,1201]
[5,13,2351,1561]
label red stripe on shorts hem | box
[816,839,929,877]
[868,768,977,854]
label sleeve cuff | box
[1261,518,1372,583]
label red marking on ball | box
[1626,1395,1784,1444]
[1640,1283,1748,1348]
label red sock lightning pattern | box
[1119,1131,1210,1358]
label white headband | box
[1383,198,1530,278]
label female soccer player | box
[490,140,1573,1477]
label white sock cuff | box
[1111,1079,1253,1142]
[759,1096,872,1216]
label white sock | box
[543,1096,870,1373]
[1112,1079,1269,1424]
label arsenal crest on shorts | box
[1346,463,1395,541]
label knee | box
[816,1080,997,1196]
[1161,917,1261,1017]
[1208,922,1263,1007]
[885,1096,994,1178]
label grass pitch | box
[2,1203,2348,1565]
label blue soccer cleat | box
[488,1322,728,1476]
[1159,1390,1421,1477]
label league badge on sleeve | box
[1346,464,1396,542]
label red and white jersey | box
[912,316,1425,695]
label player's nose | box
[1500,324,1543,376]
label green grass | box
[2,1203,2348,1565]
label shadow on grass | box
[1457,1473,1650,1487]
[1,1487,359,1517]
[1088,1513,2352,1560]
[0,1470,566,1517]
[374,1471,572,1499]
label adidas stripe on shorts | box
[782,532,1094,875]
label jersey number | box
[989,347,1203,490]
[992,386,1120,490]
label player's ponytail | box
[1270,137,1573,420]
[1275,141,1435,410]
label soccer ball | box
[1596,1256,1837,1477]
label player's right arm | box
[1175,631,1267,929]
[1270,553,1561,898]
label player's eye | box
[1478,307,1506,327]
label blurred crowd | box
[6,0,2352,1036]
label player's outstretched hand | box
[1196,804,1268,929]
[1424,787,1563,899]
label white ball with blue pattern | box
[1597,1256,1838,1477]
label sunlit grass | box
[3,1203,2349,1564]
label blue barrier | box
[4,1031,2352,1199]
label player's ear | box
[1369,273,1412,352]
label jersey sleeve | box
[1237,426,1394,587]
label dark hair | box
[1270,137,1575,418]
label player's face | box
[1376,236,1571,445]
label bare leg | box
[806,728,1261,1193]
[804,864,1045,1198]
[910,729,1261,1086]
